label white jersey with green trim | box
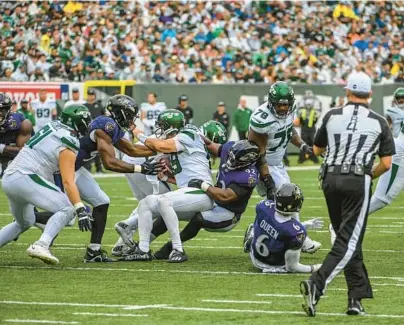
[30,98,56,132]
[384,106,404,138]
[171,125,212,188]
[5,121,80,182]
[250,102,295,166]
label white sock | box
[368,197,387,215]
[0,221,25,248]
[137,198,154,252]
[89,243,101,251]
[124,208,139,230]
[157,196,183,252]
[39,207,74,248]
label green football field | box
[1,166,404,325]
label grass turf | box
[0,167,403,325]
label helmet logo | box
[270,87,277,96]
[239,152,259,162]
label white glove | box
[311,264,322,272]
[302,218,324,230]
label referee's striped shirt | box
[314,102,395,172]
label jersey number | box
[36,108,50,118]
[268,125,293,152]
[147,110,160,120]
[255,234,270,258]
[347,116,358,132]
[27,125,52,148]
[169,153,182,175]
[254,109,269,120]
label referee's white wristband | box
[74,202,85,210]
[137,133,148,144]
[0,144,5,154]
[134,165,142,173]
[201,182,210,192]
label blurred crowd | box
[0,0,403,84]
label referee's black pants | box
[310,172,373,300]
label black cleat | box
[154,241,173,260]
[119,247,153,261]
[84,248,116,263]
[243,223,254,253]
[300,280,319,317]
[168,249,188,263]
[347,298,365,316]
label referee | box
[300,72,395,317]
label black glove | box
[77,207,93,232]
[188,179,204,189]
[300,143,314,156]
[140,160,163,175]
[262,174,276,200]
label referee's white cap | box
[344,72,372,93]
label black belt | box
[325,164,368,176]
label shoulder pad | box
[250,104,278,133]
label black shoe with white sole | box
[119,247,154,261]
[154,241,173,260]
[300,280,320,317]
[347,298,365,315]
[243,223,254,253]
[83,248,116,263]
[168,249,188,263]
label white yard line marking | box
[374,283,404,287]
[4,320,78,324]
[255,293,307,298]
[201,299,272,305]
[72,312,147,317]
[0,301,167,309]
[326,288,379,292]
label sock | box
[90,204,109,245]
[137,198,154,252]
[151,216,168,238]
[39,207,74,248]
[180,213,204,243]
[124,208,139,230]
[88,243,101,251]
[0,221,25,247]
[368,197,387,215]
[157,196,182,252]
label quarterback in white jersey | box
[115,109,213,262]
[30,89,57,132]
[249,81,320,254]
[369,87,404,213]
[140,92,166,136]
[0,110,93,265]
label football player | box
[0,93,33,173]
[248,81,321,254]
[115,109,213,262]
[244,183,323,273]
[30,89,57,132]
[140,92,166,136]
[34,96,162,262]
[0,108,92,264]
[153,139,260,259]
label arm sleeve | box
[284,249,312,273]
[314,110,333,148]
[378,118,396,157]
[228,183,251,199]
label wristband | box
[299,142,307,150]
[137,133,148,144]
[201,182,210,192]
[134,165,142,173]
[0,144,5,154]
[74,202,85,210]
[160,174,169,181]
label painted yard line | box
[201,299,272,305]
[4,320,78,324]
[73,312,147,317]
[374,283,404,287]
[326,288,379,292]
[255,293,305,298]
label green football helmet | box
[60,104,92,137]
[267,81,296,119]
[393,88,404,109]
[200,120,227,144]
[155,109,185,138]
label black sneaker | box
[119,247,153,261]
[243,224,254,253]
[300,280,319,317]
[168,249,188,263]
[83,248,116,263]
[154,242,173,260]
[347,299,365,315]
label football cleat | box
[243,223,254,253]
[302,237,321,254]
[300,280,319,317]
[83,248,116,263]
[111,244,131,257]
[27,241,59,265]
[154,241,173,260]
[119,247,153,261]
[114,222,136,248]
[347,298,365,316]
[168,249,188,263]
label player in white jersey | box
[248,81,321,254]
[140,92,166,136]
[115,109,213,262]
[0,109,93,265]
[30,89,57,132]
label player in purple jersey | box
[152,139,261,260]
[243,183,323,273]
[0,93,33,176]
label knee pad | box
[93,191,110,207]
[157,195,173,213]
[138,195,158,214]
[61,205,75,223]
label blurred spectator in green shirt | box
[17,99,36,127]
[233,98,252,140]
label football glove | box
[262,174,276,200]
[140,160,164,175]
[302,218,324,230]
[300,143,314,156]
[188,179,204,189]
[77,207,93,232]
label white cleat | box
[302,237,321,254]
[329,224,337,246]
[114,222,136,248]
[27,241,59,265]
